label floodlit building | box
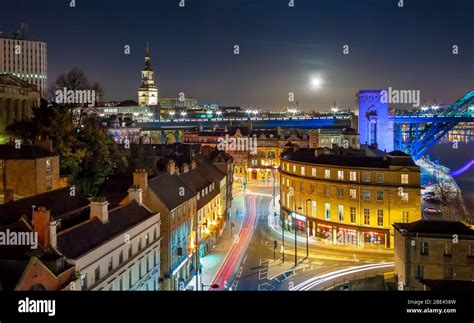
[280,147,422,248]
[138,44,158,107]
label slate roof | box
[147,173,194,211]
[393,220,474,237]
[57,201,154,259]
[0,187,90,227]
[281,148,417,168]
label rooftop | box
[0,144,57,160]
[393,220,474,237]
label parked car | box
[424,207,442,214]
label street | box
[216,182,394,291]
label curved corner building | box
[280,147,422,248]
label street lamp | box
[305,199,311,258]
[169,111,175,118]
[216,110,222,116]
[180,111,187,118]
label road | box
[213,183,394,291]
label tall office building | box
[0,29,47,97]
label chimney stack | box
[181,163,190,174]
[35,137,53,153]
[90,197,109,223]
[128,185,143,206]
[133,169,148,190]
[33,207,51,248]
[191,160,197,170]
[167,160,176,175]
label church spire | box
[144,42,153,71]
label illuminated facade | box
[138,44,158,107]
[280,147,422,248]
[0,35,47,96]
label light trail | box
[210,195,258,290]
[450,159,474,177]
[291,262,394,291]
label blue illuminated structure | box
[399,89,474,161]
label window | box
[139,260,143,279]
[128,245,132,259]
[95,266,100,283]
[80,273,88,289]
[138,238,142,251]
[301,167,305,176]
[337,188,344,198]
[338,205,344,222]
[362,190,370,201]
[364,209,370,225]
[376,173,384,183]
[402,211,409,223]
[119,250,123,264]
[108,257,113,273]
[349,171,357,181]
[311,184,316,194]
[325,203,331,220]
[337,170,344,180]
[324,186,330,197]
[416,265,424,279]
[293,165,296,172]
[119,277,123,291]
[420,241,429,255]
[444,266,453,280]
[401,174,409,184]
[300,182,305,192]
[469,244,474,257]
[324,169,331,179]
[46,158,52,172]
[362,171,371,183]
[46,175,52,190]
[145,233,149,245]
[376,191,384,201]
[444,243,452,256]
[349,189,357,199]
[377,210,383,226]
[311,168,317,177]
[401,192,409,202]
[129,270,133,288]
[311,201,316,216]
[350,207,356,223]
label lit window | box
[338,205,344,222]
[324,186,330,197]
[293,165,296,172]
[337,188,344,198]
[349,171,356,181]
[349,189,357,199]
[350,207,356,223]
[337,170,344,180]
[363,209,370,225]
[325,203,331,220]
[401,174,409,184]
[420,241,429,255]
[377,210,383,226]
[311,168,317,177]
[301,167,305,176]
[324,169,331,179]
[402,211,409,223]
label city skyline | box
[1,0,473,110]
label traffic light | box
[273,240,278,250]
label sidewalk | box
[186,192,246,290]
[268,195,392,255]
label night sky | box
[1,0,473,110]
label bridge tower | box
[357,90,393,152]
